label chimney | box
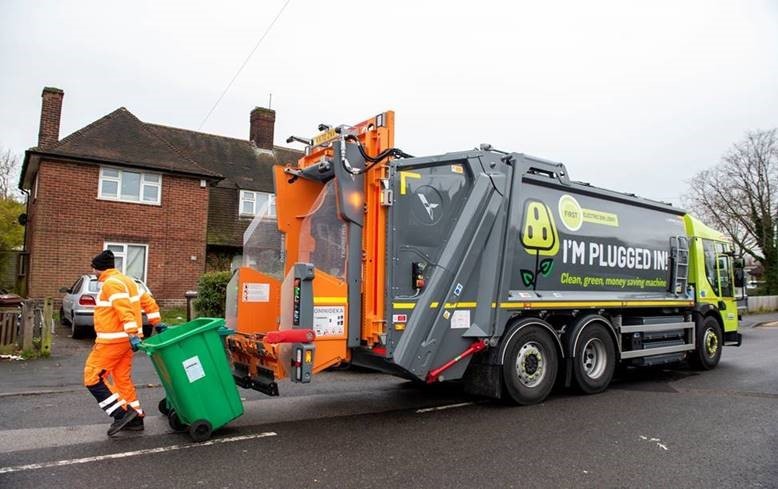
[250,107,275,150]
[38,87,64,149]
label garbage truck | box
[224,111,745,405]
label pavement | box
[1,312,777,488]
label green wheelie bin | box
[139,318,243,442]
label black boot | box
[107,408,138,436]
[124,416,144,431]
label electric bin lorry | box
[224,111,744,406]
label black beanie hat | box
[91,250,115,271]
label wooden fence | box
[0,299,53,355]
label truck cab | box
[685,215,743,346]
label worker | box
[124,285,165,421]
[83,249,145,436]
[98,276,166,429]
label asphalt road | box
[1,317,777,488]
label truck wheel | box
[573,323,615,394]
[189,420,213,442]
[690,316,722,370]
[502,322,559,405]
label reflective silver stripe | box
[129,294,142,303]
[107,292,130,303]
[128,401,143,415]
[123,321,138,331]
[99,393,119,408]
[105,399,126,415]
[96,331,129,340]
[146,312,160,320]
[96,292,130,308]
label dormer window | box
[239,190,276,218]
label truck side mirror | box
[733,257,745,288]
[58,287,71,294]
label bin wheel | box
[158,398,171,416]
[189,420,213,442]
[168,410,187,432]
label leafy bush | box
[192,271,232,317]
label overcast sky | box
[1,0,776,205]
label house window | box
[98,167,161,205]
[104,242,148,282]
[239,190,276,218]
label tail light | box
[79,295,96,306]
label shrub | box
[193,271,232,318]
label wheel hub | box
[516,342,545,387]
[581,337,607,379]
[704,328,719,357]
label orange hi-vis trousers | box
[83,342,142,418]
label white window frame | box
[98,166,161,205]
[239,190,276,218]
[103,242,149,282]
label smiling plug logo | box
[520,200,559,289]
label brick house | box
[18,87,301,304]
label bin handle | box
[137,319,225,353]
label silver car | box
[59,274,154,339]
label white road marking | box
[0,432,277,474]
[416,402,474,413]
[638,435,670,451]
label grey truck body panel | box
[382,150,687,381]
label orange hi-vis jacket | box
[140,290,161,326]
[94,269,142,344]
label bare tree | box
[685,129,778,294]
[0,147,22,200]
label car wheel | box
[60,307,70,326]
[71,317,87,339]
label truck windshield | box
[298,180,347,281]
[702,239,733,297]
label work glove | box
[155,323,169,334]
[129,335,142,352]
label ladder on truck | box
[669,235,689,296]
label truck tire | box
[501,321,559,405]
[572,322,615,394]
[690,316,722,370]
